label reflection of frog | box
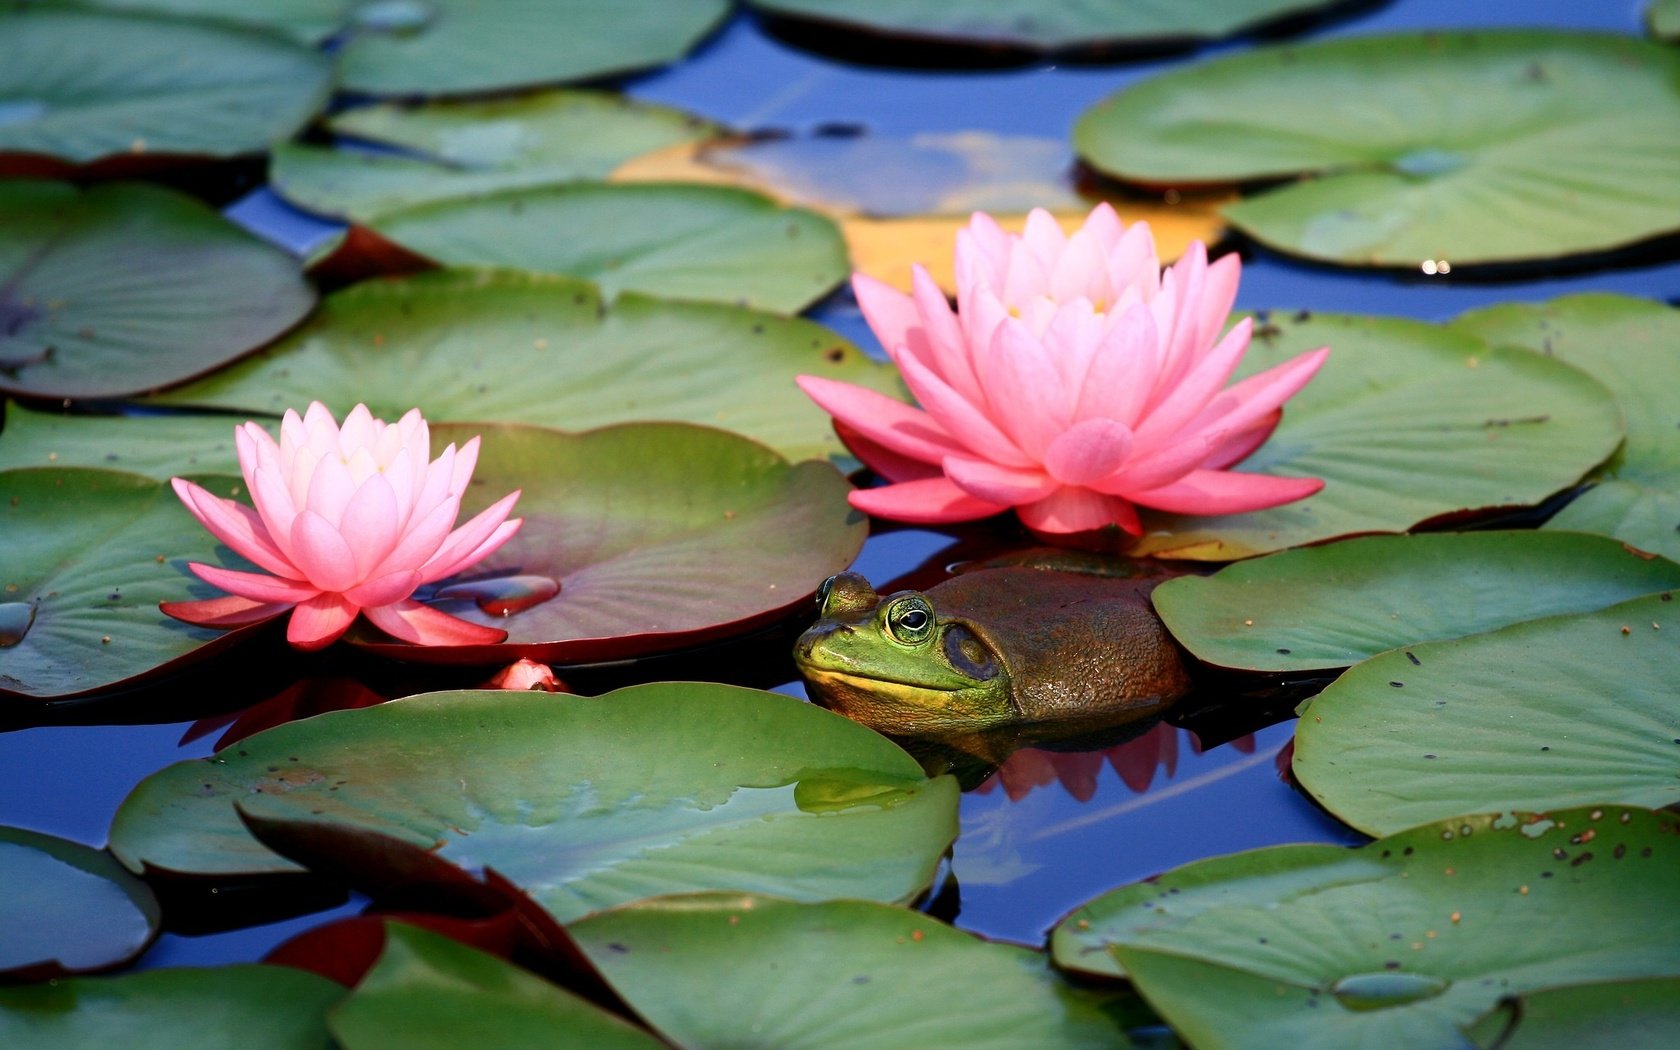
[793,565,1191,737]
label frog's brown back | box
[930,567,1191,723]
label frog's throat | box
[799,668,1018,734]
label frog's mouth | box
[797,667,1018,735]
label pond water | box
[2,0,1676,978]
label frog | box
[793,563,1192,737]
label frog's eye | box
[885,596,934,645]
[814,575,837,611]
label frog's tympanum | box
[794,566,1191,736]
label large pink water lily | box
[162,402,522,650]
[798,204,1329,537]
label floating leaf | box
[1653,0,1680,41]
[574,893,1126,1050]
[1075,32,1680,267]
[1052,807,1680,1049]
[0,964,343,1049]
[0,404,266,479]
[272,91,722,222]
[1452,294,1680,561]
[744,0,1355,51]
[1153,532,1680,672]
[0,467,261,701]
[108,684,960,923]
[149,270,903,465]
[0,826,160,978]
[365,183,848,312]
[332,0,731,97]
[1294,593,1680,835]
[345,421,863,663]
[69,0,347,41]
[1126,313,1623,560]
[612,134,1228,294]
[0,182,316,400]
[329,923,663,1050]
[0,8,332,166]
[1466,977,1680,1050]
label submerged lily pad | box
[333,0,731,96]
[149,270,903,465]
[1127,312,1623,560]
[0,182,316,400]
[0,826,160,978]
[0,404,265,479]
[0,467,259,700]
[611,134,1228,295]
[1153,532,1680,672]
[0,8,332,166]
[1053,807,1680,1049]
[1293,593,1680,835]
[345,421,863,663]
[366,183,848,312]
[1075,31,1680,267]
[1452,295,1680,561]
[0,964,343,1049]
[574,893,1126,1050]
[745,0,1352,51]
[330,923,662,1050]
[108,684,960,922]
[273,91,721,222]
[1467,977,1680,1050]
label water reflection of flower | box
[974,723,1258,802]
[163,402,522,650]
[800,204,1328,538]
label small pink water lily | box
[797,204,1329,537]
[163,402,523,651]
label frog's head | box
[792,572,1016,735]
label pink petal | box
[170,478,299,579]
[942,456,1059,505]
[1196,252,1242,352]
[1016,487,1142,536]
[909,265,983,404]
[337,472,402,579]
[796,375,963,467]
[896,345,1033,469]
[418,491,523,583]
[1076,304,1161,429]
[370,496,460,579]
[972,318,1066,458]
[344,568,423,609]
[304,451,357,528]
[1202,410,1281,471]
[449,437,480,498]
[1043,419,1136,486]
[188,563,322,604]
[1093,427,1232,495]
[248,462,301,561]
[364,600,508,646]
[285,592,360,651]
[849,477,1009,524]
[1129,469,1324,516]
[1020,207,1067,263]
[1132,317,1255,448]
[834,422,945,484]
[852,272,922,362]
[1049,224,1107,303]
[160,595,291,628]
[290,510,362,592]
[1179,346,1330,447]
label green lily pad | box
[1127,312,1623,560]
[0,964,343,1049]
[1052,806,1680,1049]
[0,182,316,400]
[365,183,847,312]
[0,467,261,701]
[0,403,266,479]
[573,893,1128,1050]
[1152,531,1680,672]
[332,0,730,97]
[1074,32,1680,267]
[1467,977,1680,1050]
[272,91,721,223]
[108,684,960,922]
[149,269,904,465]
[1293,593,1680,836]
[1652,0,1680,41]
[68,0,348,42]
[0,826,160,978]
[745,0,1353,51]
[0,8,332,166]
[1452,294,1680,561]
[345,421,863,663]
[329,922,663,1050]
